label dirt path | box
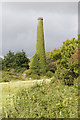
[0,78,51,85]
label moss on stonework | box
[30,17,46,75]
[30,53,40,75]
[37,17,43,20]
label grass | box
[1,70,25,82]
[2,75,78,118]
[2,79,50,105]
[1,70,51,117]
[0,70,78,118]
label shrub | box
[54,67,74,86]
[13,50,29,69]
[46,71,53,78]
[24,69,32,77]
[29,74,40,80]
[1,78,10,82]
[64,75,74,86]
[46,62,57,73]
[2,50,30,70]
[0,57,2,70]
[49,48,61,61]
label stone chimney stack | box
[36,17,46,74]
[30,17,46,75]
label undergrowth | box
[2,77,78,118]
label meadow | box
[1,71,78,118]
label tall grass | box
[2,78,78,118]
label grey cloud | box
[2,2,78,58]
[2,2,77,14]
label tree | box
[49,36,79,85]
[2,50,29,70]
[2,51,14,68]
[14,50,29,69]
[0,57,2,70]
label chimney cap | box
[38,17,43,20]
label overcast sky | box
[2,2,78,58]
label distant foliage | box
[46,62,57,73]
[46,71,53,78]
[49,36,79,85]
[0,57,2,70]
[2,50,30,70]
[24,69,32,77]
[46,52,57,73]
[49,48,61,61]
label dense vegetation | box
[2,50,29,71]
[2,35,80,84]
[49,36,79,85]
[1,35,79,118]
[2,77,78,118]
[0,57,2,70]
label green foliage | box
[49,48,61,61]
[29,74,40,80]
[2,79,78,118]
[1,70,24,82]
[31,18,46,76]
[64,75,74,86]
[0,57,2,70]
[46,52,57,73]
[49,36,79,85]
[46,62,57,73]
[30,53,41,75]
[24,69,32,77]
[13,51,29,68]
[2,50,30,70]
[2,51,14,69]
[46,71,53,78]
[24,69,40,79]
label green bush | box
[54,67,74,86]
[46,62,57,73]
[24,69,32,77]
[0,57,2,70]
[24,69,40,79]
[64,75,74,86]
[48,36,79,86]
[2,50,30,70]
[49,48,61,61]
[1,71,23,82]
[46,71,53,78]
[29,74,40,80]
[1,78,10,82]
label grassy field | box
[1,71,51,115]
[1,70,78,118]
[2,79,50,107]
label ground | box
[0,71,78,118]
